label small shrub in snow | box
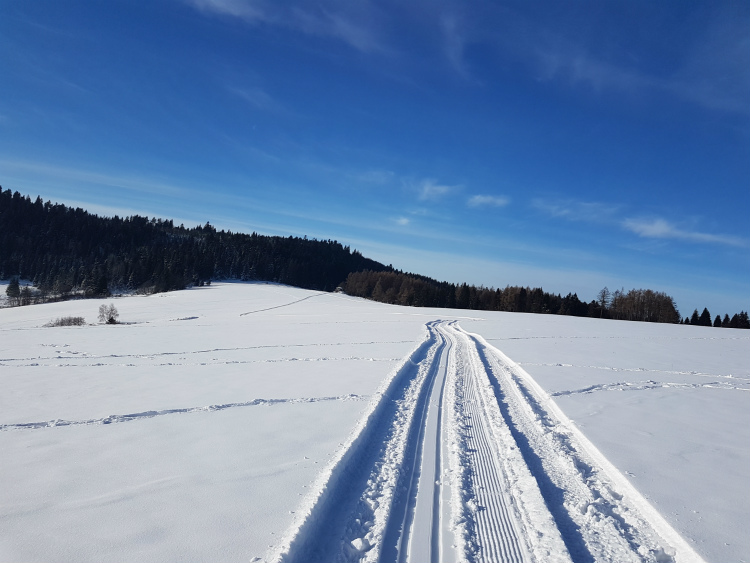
[46,316,86,327]
[98,303,119,324]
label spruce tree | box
[690,309,700,325]
[5,277,20,305]
[698,308,712,327]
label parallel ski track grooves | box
[279,320,702,563]
[278,321,558,563]
[460,326,706,563]
[460,334,529,563]
[277,321,445,563]
[389,323,451,563]
[463,330,594,563]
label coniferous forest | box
[342,270,749,328]
[0,189,387,296]
[2,188,748,328]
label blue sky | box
[1,0,748,316]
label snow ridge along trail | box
[273,321,706,563]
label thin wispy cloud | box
[622,217,748,247]
[665,8,750,116]
[535,197,748,248]
[436,2,750,116]
[228,86,286,114]
[395,216,410,226]
[532,198,619,222]
[467,195,509,208]
[358,169,396,185]
[538,49,648,96]
[0,159,186,197]
[187,0,385,54]
[440,14,471,78]
[190,1,749,116]
[417,179,457,201]
[189,0,264,21]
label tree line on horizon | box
[343,270,749,328]
[2,188,748,328]
[344,270,675,322]
[0,188,388,298]
[682,306,749,329]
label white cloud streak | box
[440,14,471,78]
[532,198,620,222]
[417,179,457,201]
[467,194,509,208]
[622,217,749,247]
[187,0,385,53]
[438,2,750,116]
[0,159,186,197]
[534,197,748,248]
[189,1,749,116]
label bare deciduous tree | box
[98,303,119,324]
[597,287,611,317]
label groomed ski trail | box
[272,321,707,563]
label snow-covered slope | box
[1,283,747,563]
[460,313,750,563]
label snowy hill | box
[1,283,747,563]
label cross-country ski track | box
[273,320,706,563]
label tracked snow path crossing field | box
[274,321,707,563]
[385,322,451,563]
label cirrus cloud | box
[186,0,385,54]
[417,179,458,201]
[622,217,748,247]
[467,194,509,208]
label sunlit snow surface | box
[1,283,747,562]
[460,314,750,563]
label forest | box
[0,188,387,296]
[2,188,748,328]
[342,270,749,328]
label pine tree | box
[713,315,722,328]
[5,277,20,305]
[690,309,700,325]
[698,308,712,327]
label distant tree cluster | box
[4,276,35,306]
[345,271,747,328]
[344,271,682,322]
[0,189,387,301]
[601,287,681,323]
[682,308,750,329]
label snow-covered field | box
[1,283,747,563]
